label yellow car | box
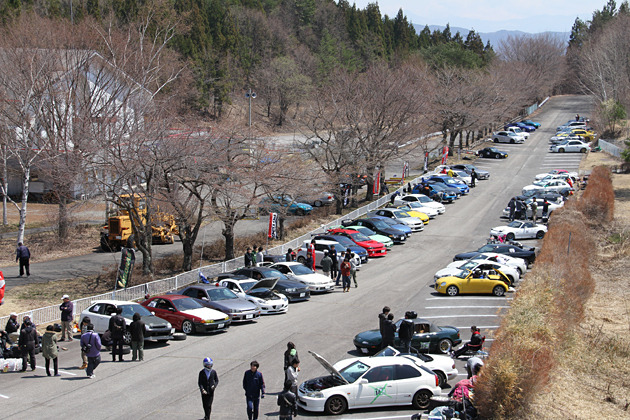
[396,207,429,224]
[434,269,510,297]
[569,128,595,141]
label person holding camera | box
[80,323,101,379]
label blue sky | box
[346,1,607,33]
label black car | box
[344,218,407,244]
[477,147,508,159]
[451,164,490,180]
[454,243,536,265]
[262,254,287,263]
[231,267,311,302]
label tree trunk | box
[222,221,235,261]
[335,198,343,215]
[138,229,153,275]
[58,194,69,242]
[2,157,7,226]
[448,131,458,156]
[17,168,30,245]
[181,229,194,272]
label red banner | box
[441,147,449,165]
[373,171,381,195]
[268,212,278,239]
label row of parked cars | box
[490,119,541,144]
[549,118,594,153]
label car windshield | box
[120,304,152,319]
[172,297,204,311]
[288,264,314,275]
[261,268,286,279]
[508,221,522,228]
[443,178,457,185]
[416,195,432,203]
[339,360,371,383]
[393,210,411,218]
[489,148,500,152]
[240,280,258,291]
[330,235,355,247]
[206,288,238,301]
[354,226,376,236]
[477,244,496,253]
[454,269,470,279]
[349,231,370,241]
[369,219,390,229]
[460,261,478,271]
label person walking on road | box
[130,312,145,361]
[320,250,332,277]
[283,341,299,379]
[79,316,91,369]
[508,198,516,222]
[470,169,477,188]
[243,360,265,420]
[16,242,31,277]
[335,251,346,286]
[59,295,74,342]
[329,247,338,280]
[198,357,219,420]
[80,323,101,378]
[278,379,297,420]
[41,325,59,376]
[108,307,126,362]
[19,319,38,371]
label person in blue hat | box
[198,357,219,420]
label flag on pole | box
[401,162,408,184]
[0,271,4,305]
[268,212,279,239]
[423,152,429,172]
[441,147,449,165]
[373,171,381,195]
[116,247,136,289]
[199,271,210,284]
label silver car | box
[177,285,262,322]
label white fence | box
[598,139,623,158]
[0,182,414,329]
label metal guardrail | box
[0,180,418,329]
[598,139,623,158]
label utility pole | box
[246,88,257,128]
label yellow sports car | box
[434,268,510,297]
[396,207,429,224]
[569,128,595,141]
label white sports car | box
[490,220,547,240]
[534,169,578,180]
[397,202,439,218]
[522,179,573,195]
[217,278,288,315]
[448,252,528,276]
[271,262,335,293]
[435,259,520,285]
[297,351,441,415]
[393,194,446,214]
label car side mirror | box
[359,378,368,385]
[169,308,176,312]
[151,311,155,316]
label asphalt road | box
[1,95,594,420]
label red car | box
[141,295,231,334]
[327,228,387,257]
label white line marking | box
[338,416,412,420]
[423,314,499,319]
[456,325,499,329]
[426,297,513,300]
[35,366,77,376]
[0,393,9,399]
[425,306,510,309]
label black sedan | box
[231,267,311,302]
[477,147,508,159]
[454,243,536,266]
[343,218,407,244]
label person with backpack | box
[80,323,101,378]
[108,307,126,362]
[277,379,297,420]
[198,357,219,420]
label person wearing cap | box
[198,357,219,420]
[59,295,74,341]
[320,250,333,277]
[5,312,19,344]
[18,319,38,372]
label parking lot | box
[1,95,594,419]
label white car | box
[351,346,458,388]
[80,300,174,344]
[271,262,335,293]
[217,277,288,315]
[393,194,446,214]
[369,208,424,231]
[297,351,441,415]
[492,130,524,144]
[436,259,520,285]
[451,169,472,186]
[549,139,591,153]
[490,220,548,240]
[296,239,362,267]
[535,169,578,181]
[535,174,575,185]
[397,201,439,218]
[522,180,573,195]
[505,126,529,140]
[448,252,528,276]
[557,121,587,131]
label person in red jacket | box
[453,326,483,358]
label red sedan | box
[141,295,231,334]
[327,228,387,257]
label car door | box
[87,303,108,333]
[394,364,424,404]
[521,222,535,238]
[355,365,397,408]
[149,298,179,328]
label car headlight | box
[306,391,324,398]
[166,322,172,329]
[255,298,265,304]
[203,319,214,323]
[284,288,297,292]
[440,282,447,287]
[228,308,242,313]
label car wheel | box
[313,200,322,207]
[446,285,459,296]
[437,338,453,354]
[510,139,515,144]
[182,320,194,335]
[495,154,501,159]
[173,332,187,341]
[506,232,515,241]
[434,370,448,387]
[412,390,432,410]
[122,331,132,345]
[493,285,506,297]
[297,256,305,264]
[536,230,545,239]
[296,208,305,216]
[559,148,565,153]
[493,138,499,143]
[580,148,587,153]
[324,395,348,415]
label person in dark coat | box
[508,198,516,221]
[130,312,145,361]
[378,306,390,349]
[470,169,477,188]
[329,246,338,280]
[19,319,38,371]
[542,199,550,222]
[244,247,253,267]
[79,316,91,369]
[398,313,414,353]
[382,313,396,348]
[243,360,265,420]
[108,307,126,362]
[41,325,59,376]
[199,357,219,420]
[15,242,31,277]
[5,312,19,344]
[285,248,294,262]
[59,294,74,341]
[277,379,297,420]
[283,342,299,373]
[453,326,484,358]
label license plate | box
[217,323,224,328]
[419,342,429,349]
[300,293,305,297]
[360,348,368,354]
[246,314,253,319]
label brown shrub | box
[579,166,614,223]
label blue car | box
[521,119,540,128]
[312,234,369,263]
[259,196,312,215]
[505,122,535,132]
[425,175,469,195]
[365,215,412,237]
[411,183,456,203]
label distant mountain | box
[414,24,570,48]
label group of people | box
[378,306,417,353]
[197,341,300,420]
[244,246,265,267]
[507,197,550,223]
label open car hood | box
[251,277,278,290]
[309,350,349,385]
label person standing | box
[349,253,358,288]
[283,341,299,376]
[79,316,91,369]
[108,307,126,362]
[277,380,297,420]
[41,325,59,376]
[130,312,145,362]
[198,357,219,420]
[243,360,265,420]
[285,248,294,262]
[320,250,333,277]
[308,239,316,271]
[398,312,414,353]
[16,242,31,277]
[81,323,101,378]
[378,306,390,342]
[251,246,258,266]
[381,313,396,349]
[335,251,346,286]
[329,246,338,280]
[244,247,253,267]
[256,247,264,266]
[470,169,477,188]
[508,199,516,222]
[340,255,352,292]
[19,319,38,372]
[530,200,538,223]
[285,358,300,396]
[542,199,550,222]
[59,295,74,342]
